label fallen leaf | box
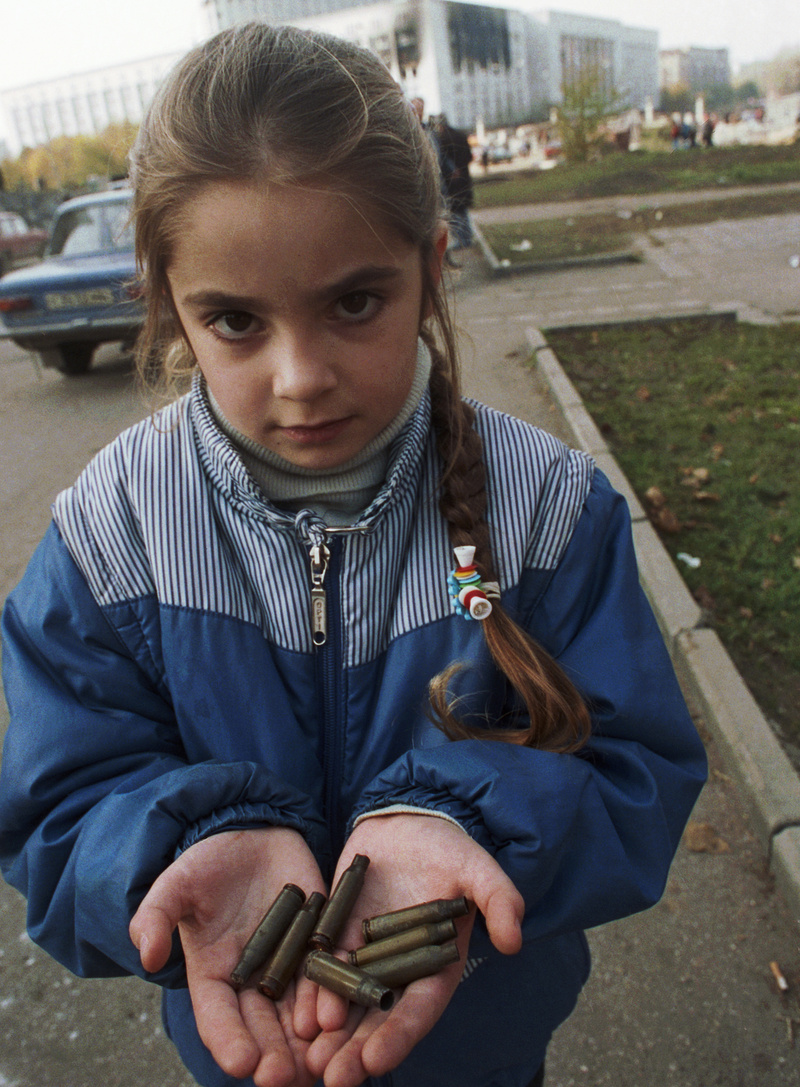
[652,507,683,533]
[739,606,754,620]
[793,556,800,571]
[694,491,721,502]
[762,578,775,590]
[684,821,730,854]
[749,473,760,484]
[711,443,725,461]
[693,585,716,611]
[636,386,651,402]
[644,485,666,508]
[769,533,784,545]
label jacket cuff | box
[177,800,324,858]
[352,804,469,835]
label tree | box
[660,85,694,116]
[0,121,138,192]
[555,64,623,163]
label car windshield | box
[49,198,134,257]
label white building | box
[206,0,659,128]
[0,53,183,154]
[1,2,659,151]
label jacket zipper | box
[308,535,346,847]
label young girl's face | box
[167,180,444,470]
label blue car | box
[0,187,144,375]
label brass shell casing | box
[304,950,395,1011]
[362,896,469,943]
[360,942,461,988]
[348,919,457,966]
[310,853,369,952]
[259,891,326,1000]
[230,883,305,990]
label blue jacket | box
[0,379,706,1087]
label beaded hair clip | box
[448,545,500,621]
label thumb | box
[467,854,525,956]
[129,883,183,973]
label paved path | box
[471,194,800,329]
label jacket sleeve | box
[0,524,328,985]
[350,471,708,946]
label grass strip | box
[480,188,800,265]
[474,144,800,209]
[544,319,800,756]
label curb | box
[526,325,800,923]
[472,221,640,278]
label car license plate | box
[45,288,115,310]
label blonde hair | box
[130,23,590,753]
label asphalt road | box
[0,218,799,1086]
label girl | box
[0,24,706,1087]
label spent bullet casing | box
[310,853,370,952]
[230,883,305,989]
[349,919,457,966]
[304,950,395,1011]
[360,942,461,988]
[259,891,326,1000]
[362,896,469,943]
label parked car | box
[0,188,143,375]
[0,211,48,276]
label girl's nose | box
[269,330,337,401]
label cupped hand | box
[303,813,524,1087]
[129,825,326,1087]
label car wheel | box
[54,343,94,376]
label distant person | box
[670,114,682,150]
[702,115,716,147]
[432,115,475,261]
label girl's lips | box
[278,417,352,444]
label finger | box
[292,975,323,1041]
[358,970,456,1077]
[304,1004,364,1081]
[128,902,178,973]
[480,881,525,955]
[190,974,261,1080]
[316,981,353,1032]
[465,857,525,955]
[240,988,306,1087]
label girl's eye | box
[335,291,380,321]
[209,311,258,339]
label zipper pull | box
[309,542,331,648]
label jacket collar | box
[186,371,435,545]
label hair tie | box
[448,545,493,621]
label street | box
[0,341,197,1085]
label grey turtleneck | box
[207,340,432,526]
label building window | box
[447,4,511,75]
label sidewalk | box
[449,208,800,1084]
[471,181,800,327]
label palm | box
[130,826,326,1086]
[305,814,524,1087]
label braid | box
[426,339,591,754]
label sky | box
[1,0,798,96]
